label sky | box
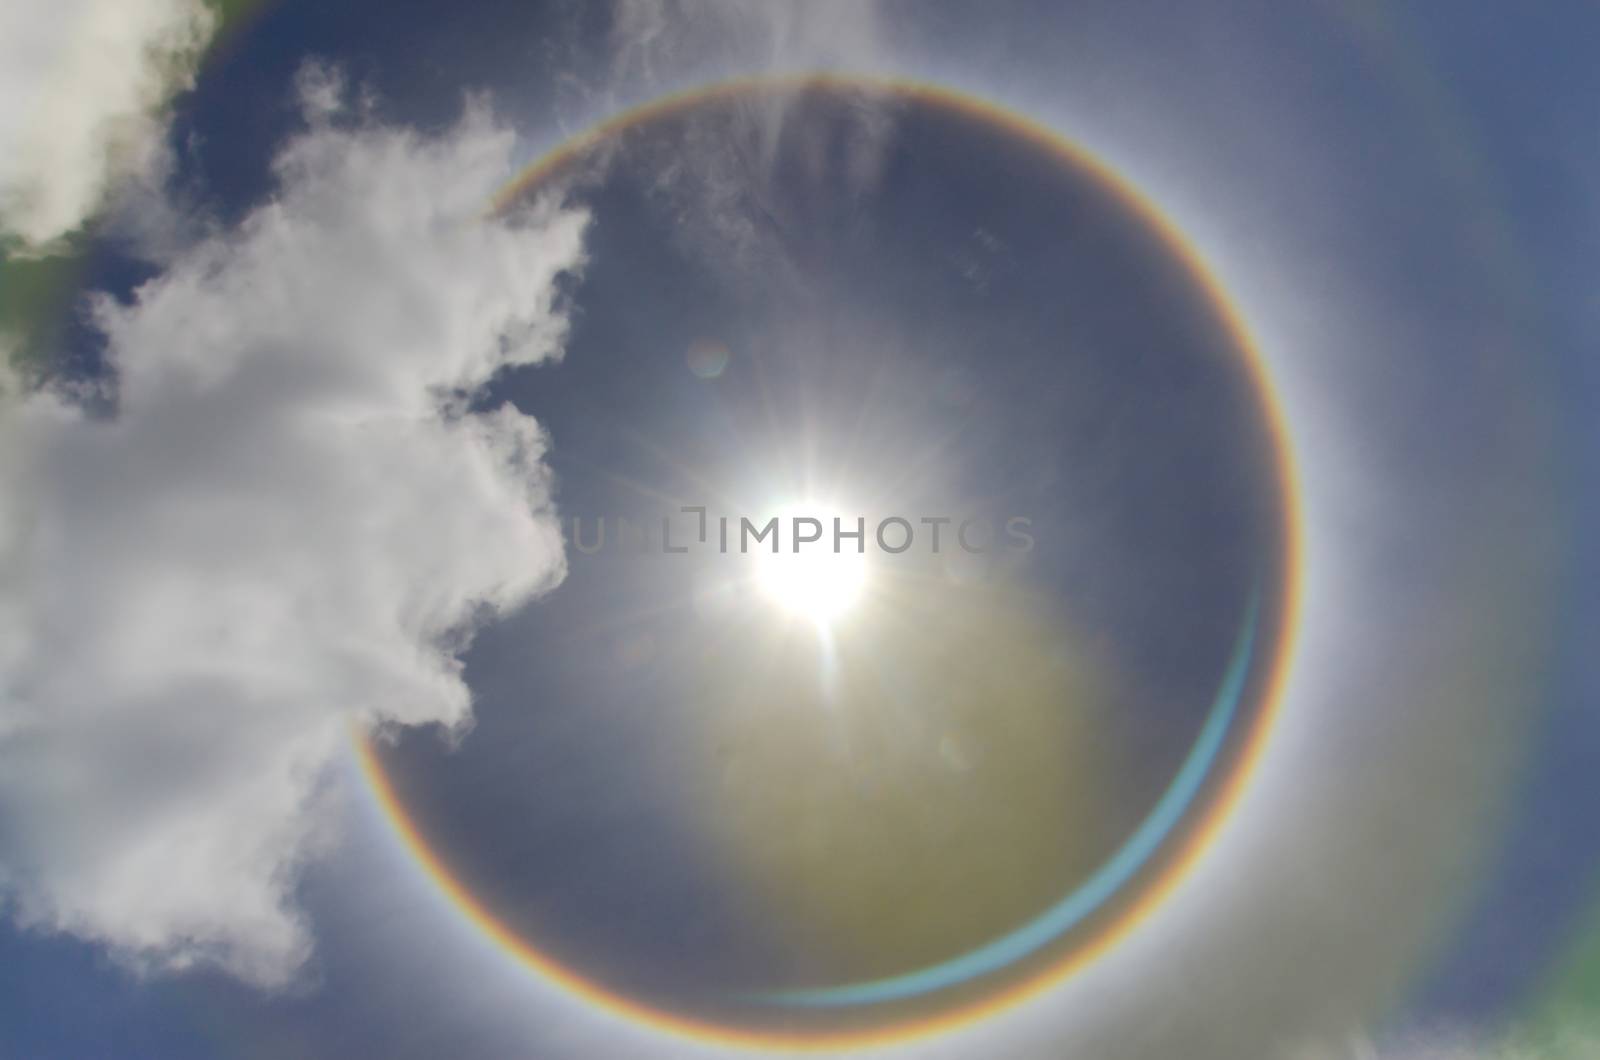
[0,2,1597,1058]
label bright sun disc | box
[754,509,868,625]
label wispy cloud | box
[595,0,902,286]
[609,0,893,85]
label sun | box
[753,505,869,626]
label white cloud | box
[0,72,588,985]
[0,0,219,248]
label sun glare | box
[753,506,869,626]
